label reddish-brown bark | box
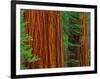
[77,13,90,66]
[25,10,64,68]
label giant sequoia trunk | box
[77,13,90,66]
[24,10,64,68]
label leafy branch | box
[20,9,40,69]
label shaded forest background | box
[20,9,90,69]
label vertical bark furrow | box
[25,10,64,68]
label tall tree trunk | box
[77,13,90,66]
[24,10,64,68]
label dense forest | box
[20,9,90,69]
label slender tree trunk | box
[77,13,90,66]
[24,10,64,68]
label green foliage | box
[68,59,80,66]
[20,9,40,69]
[68,42,81,47]
[62,11,82,67]
[21,34,33,43]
